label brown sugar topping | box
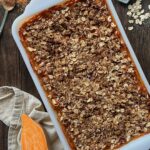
[19,0,150,149]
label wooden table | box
[0,1,150,149]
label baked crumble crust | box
[19,0,150,149]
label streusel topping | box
[20,0,150,149]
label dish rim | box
[12,0,150,150]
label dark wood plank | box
[0,8,40,96]
[0,1,150,149]
[0,122,8,150]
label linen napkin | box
[0,86,63,150]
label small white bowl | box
[118,0,130,4]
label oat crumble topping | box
[20,0,150,149]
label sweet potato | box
[21,114,48,150]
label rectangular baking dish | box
[12,0,150,150]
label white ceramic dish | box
[12,0,150,150]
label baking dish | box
[12,0,150,149]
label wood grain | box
[0,1,150,149]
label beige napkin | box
[0,86,63,150]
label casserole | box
[12,0,150,149]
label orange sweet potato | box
[21,114,48,150]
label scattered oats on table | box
[127,0,150,30]
[128,26,133,31]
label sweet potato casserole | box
[19,0,150,149]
